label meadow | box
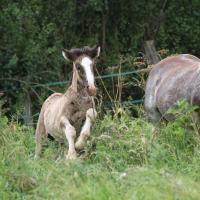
[1,101,200,200]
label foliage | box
[1,0,200,117]
[1,103,200,199]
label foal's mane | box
[69,46,97,59]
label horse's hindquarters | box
[145,54,200,121]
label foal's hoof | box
[75,139,85,151]
[86,108,97,120]
[66,152,77,160]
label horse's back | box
[44,93,63,104]
[150,54,200,75]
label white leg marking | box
[63,120,77,159]
[81,57,94,86]
[75,108,97,150]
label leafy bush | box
[1,0,200,117]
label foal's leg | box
[61,117,77,159]
[75,108,97,151]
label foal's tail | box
[35,108,46,158]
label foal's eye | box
[76,64,82,70]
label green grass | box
[1,104,200,199]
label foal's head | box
[62,46,100,96]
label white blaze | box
[81,57,94,86]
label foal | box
[35,46,100,159]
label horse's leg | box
[61,117,77,159]
[144,93,162,123]
[75,108,97,151]
[35,110,46,159]
[145,104,162,122]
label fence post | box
[22,92,33,126]
[144,40,160,65]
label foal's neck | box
[67,63,87,96]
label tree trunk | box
[144,40,160,65]
[102,13,106,53]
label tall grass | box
[1,101,200,199]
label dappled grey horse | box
[145,54,200,121]
[35,46,100,159]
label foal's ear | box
[62,49,76,62]
[88,46,101,58]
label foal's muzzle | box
[87,85,97,96]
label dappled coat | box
[144,54,200,121]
